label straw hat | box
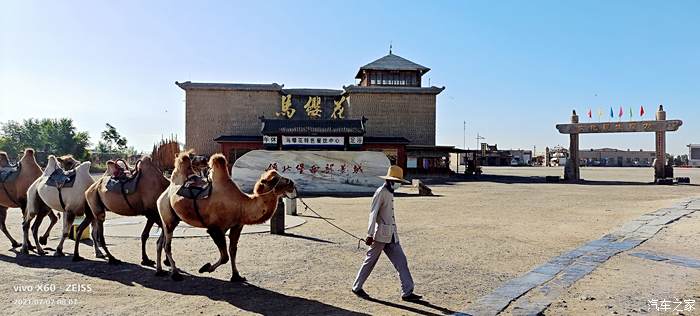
[379,165,411,184]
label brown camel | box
[156,152,295,281]
[0,149,64,248]
[82,156,169,265]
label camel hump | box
[77,161,91,172]
[209,154,227,169]
[44,155,58,175]
[23,148,35,156]
[139,156,153,169]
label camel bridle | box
[257,176,294,198]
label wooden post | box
[654,105,667,181]
[270,197,285,235]
[284,197,297,216]
[564,110,581,181]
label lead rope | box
[289,188,366,249]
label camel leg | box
[155,230,166,276]
[156,191,177,277]
[96,220,120,264]
[72,208,94,262]
[21,183,46,254]
[139,216,156,266]
[39,211,59,246]
[0,206,21,248]
[20,211,37,255]
[198,227,229,274]
[91,220,104,258]
[163,223,182,281]
[30,211,48,254]
[84,189,106,258]
[228,225,246,282]
[54,211,75,257]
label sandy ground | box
[0,167,698,315]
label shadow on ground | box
[364,296,455,316]
[0,253,367,316]
[420,174,699,186]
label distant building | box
[178,51,460,174]
[459,144,533,166]
[689,144,700,167]
[579,148,656,167]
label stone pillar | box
[564,110,581,181]
[654,105,667,181]
[270,197,285,235]
[284,197,297,216]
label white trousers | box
[352,239,415,296]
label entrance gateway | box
[556,105,682,183]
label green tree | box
[97,123,128,153]
[0,118,91,160]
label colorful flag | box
[609,107,614,119]
[629,107,633,119]
[618,106,624,118]
[597,108,603,121]
[640,105,645,117]
[587,108,592,119]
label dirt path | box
[0,167,697,315]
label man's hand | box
[365,236,373,246]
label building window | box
[368,71,420,86]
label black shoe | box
[401,293,423,302]
[352,288,369,298]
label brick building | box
[178,51,454,174]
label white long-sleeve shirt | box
[367,185,399,244]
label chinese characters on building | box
[282,136,343,146]
[304,96,322,118]
[275,94,347,120]
[557,120,683,134]
[276,95,295,119]
[331,96,346,119]
[266,161,364,177]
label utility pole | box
[476,133,486,166]
[459,121,466,173]
[463,121,466,150]
[533,145,537,166]
[476,133,485,151]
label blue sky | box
[1,1,698,155]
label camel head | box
[0,151,9,167]
[57,154,79,170]
[190,153,209,175]
[208,153,229,178]
[105,160,121,177]
[173,150,195,178]
[253,169,296,199]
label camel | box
[21,155,98,260]
[156,152,296,281]
[83,156,169,265]
[190,153,209,178]
[0,149,64,248]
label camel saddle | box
[0,163,20,183]
[176,175,211,200]
[46,168,77,188]
[105,171,141,195]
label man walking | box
[352,165,422,302]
